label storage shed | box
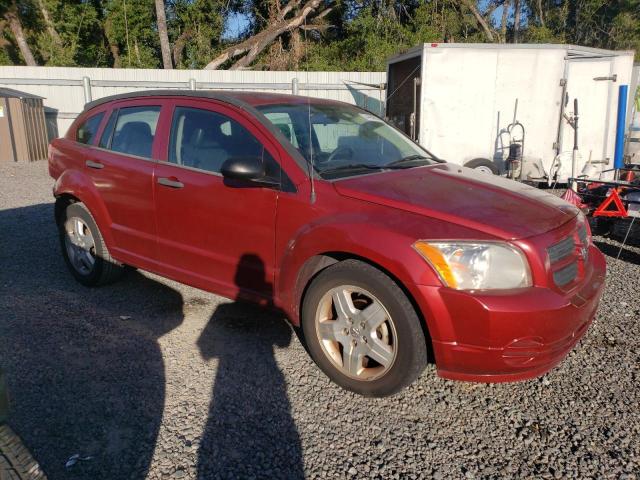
[0,87,49,162]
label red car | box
[49,91,606,396]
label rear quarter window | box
[75,112,105,145]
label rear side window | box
[109,106,160,158]
[76,112,104,145]
[169,107,268,174]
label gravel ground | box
[0,161,639,480]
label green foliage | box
[304,6,416,71]
[104,0,160,68]
[301,2,487,71]
[36,0,106,66]
[169,0,225,69]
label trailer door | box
[560,59,614,172]
[386,56,421,140]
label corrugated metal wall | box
[0,67,386,137]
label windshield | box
[256,102,439,179]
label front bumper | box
[413,245,606,383]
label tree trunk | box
[459,0,494,42]
[110,43,121,68]
[36,0,63,46]
[155,0,173,69]
[172,30,192,67]
[5,1,37,66]
[513,0,521,43]
[204,0,330,70]
[500,0,510,42]
[537,0,545,27]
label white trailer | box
[386,43,636,183]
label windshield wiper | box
[385,154,433,168]
[320,164,387,176]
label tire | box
[465,158,499,175]
[57,202,124,286]
[0,424,47,480]
[588,216,611,236]
[611,217,640,245]
[301,260,428,397]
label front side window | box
[76,112,104,145]
[169,106,279,179]
[109,106,160,158]
[257,103,439,179]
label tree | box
[458,0,495,42]
[104,0,160,68]
[3,0,37,66]
[204,0,335,70]
[0,0,638,68]
[155,0,172,68]
[169,0,225,69]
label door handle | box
[85,160,104,170]
[157,177,184,189]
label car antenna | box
[304,15,316,204]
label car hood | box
[333,164,579,240]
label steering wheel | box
[327,146,354,165]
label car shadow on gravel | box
[593,240,640,265]
[0,203,184,479]
[196,255,304,479]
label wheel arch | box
[54,193,79,225]
[294,252,435,363]
[53,170,115,248]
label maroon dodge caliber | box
[49,91,606,396]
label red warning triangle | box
[593,189,628,217]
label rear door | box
[153,99,281,302]
[560,59,613,175]
[386,55,421,140]
[84,99,163,268]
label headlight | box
[413,241,532,290]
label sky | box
[223,11,250,40]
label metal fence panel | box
[0,67,386,137]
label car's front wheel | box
[302,260,428,397]
[57,201,124,286]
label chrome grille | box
[553,262,578,287]
[547,236,574,263]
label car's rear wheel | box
[57,202,124,286]
[302,260,428,397]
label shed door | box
[0,98,15,162]
[561,59,613,165]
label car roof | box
[82,90,342,178]
[83,90,344,112]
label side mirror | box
[221,156,266,181]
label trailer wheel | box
[611,217,640,246]
[588,216,611,236]
[465,158,499,175]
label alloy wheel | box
[64,216,96,275]
[315,285,397,381]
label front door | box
[153,99,280,303]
